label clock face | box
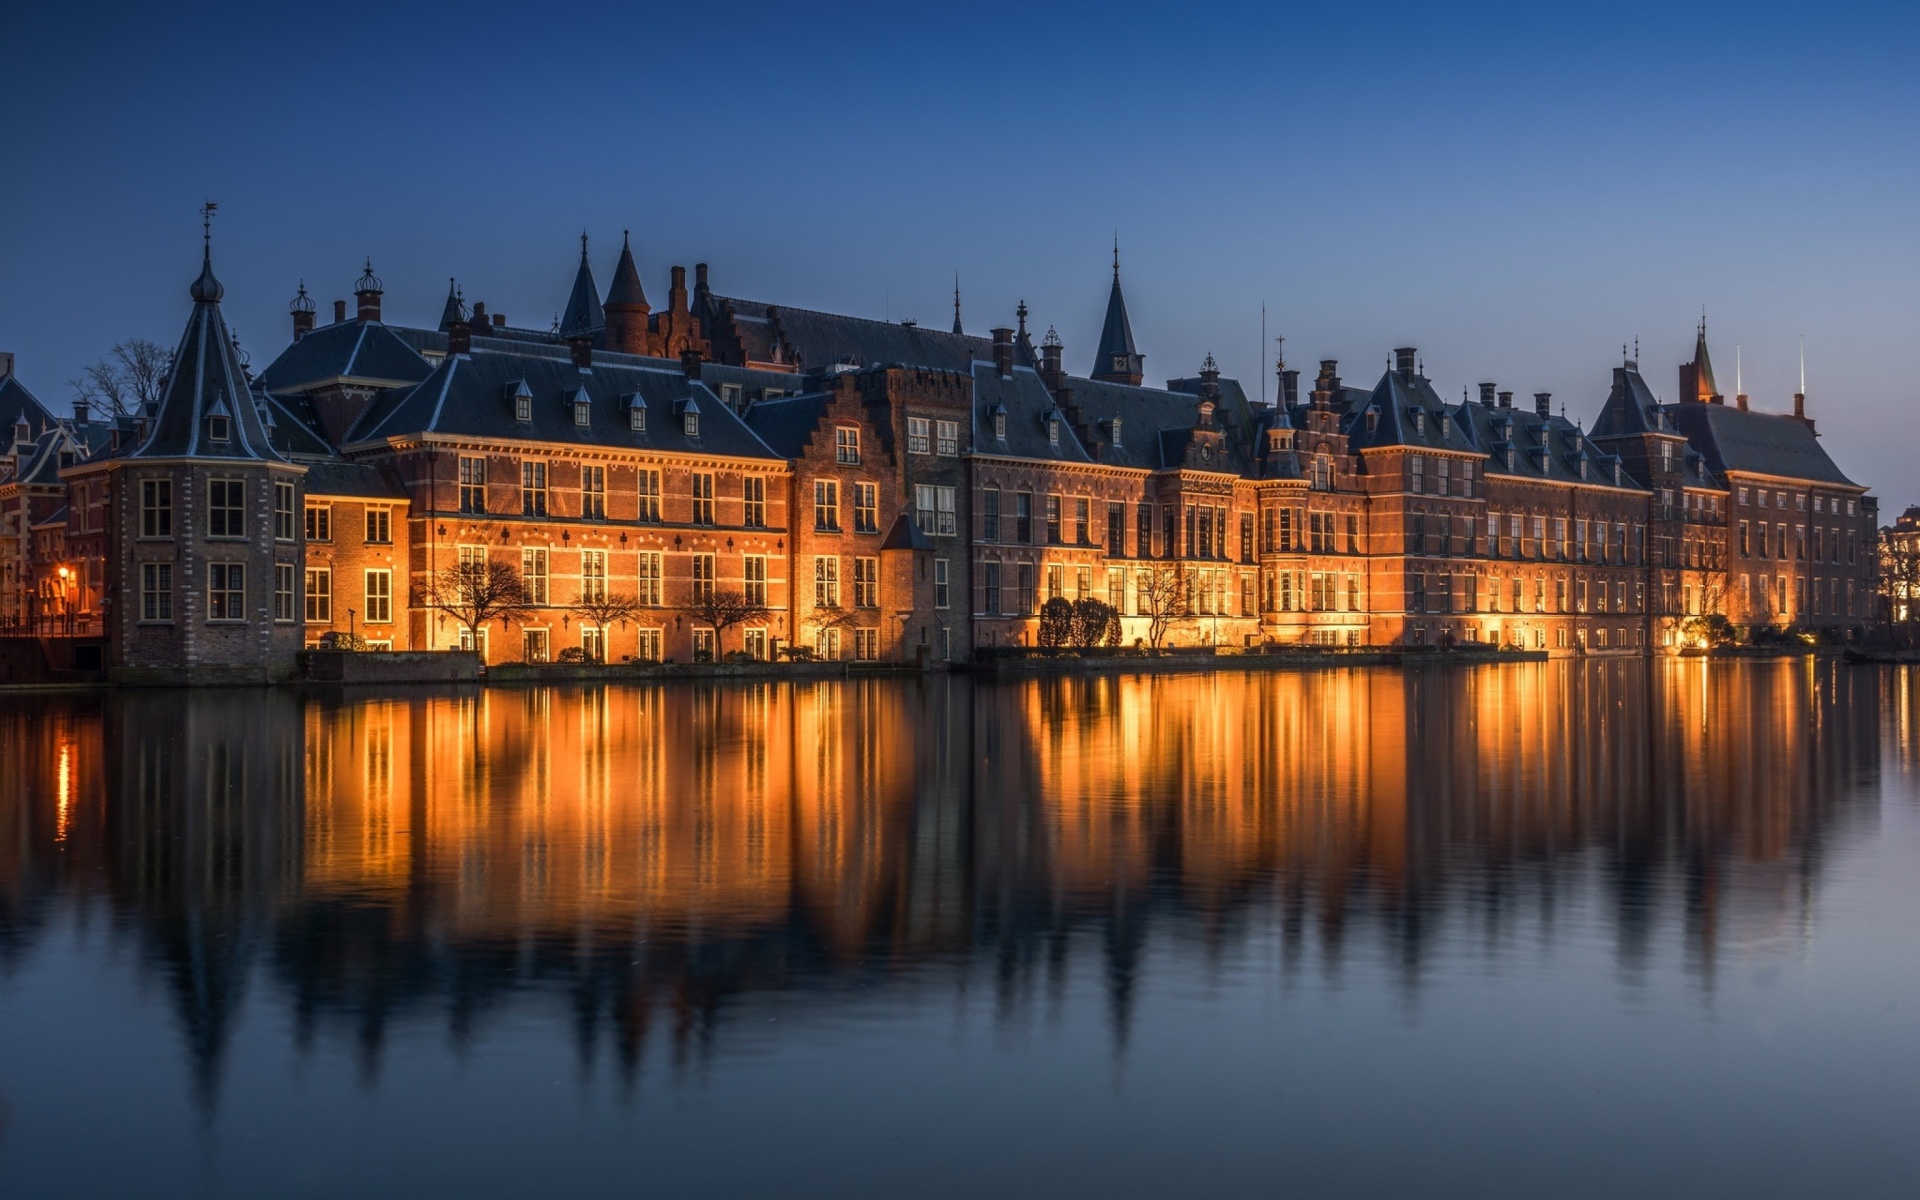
[1112,356,1127,371]
[1201,444,1214,463]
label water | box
[2,661,1918,1199]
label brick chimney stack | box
[1040,328,1063,392]
[1478,382,1496,407]
[290,283,316,342]
[354,260,384,323]
[680,346,703,379]
[1395,347,1417,378]
[1498,390,1513,409]
[447,315,472,357]
[332,299,347,324]
[1533,392,1552,418]
[991,327,1014,379]
[569,336,594,370]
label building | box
[0,226,1877,681]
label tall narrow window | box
[815,480,841,531]
[691,473,714,524]
[936,486,957,536]
[304,568,331,623]
[209,479,246,538]
[934,559,950,608]
[208,563,245,621]
[580,550,607,603]
[743,476,767,527]
[274,565,299,622]
[1015,492,1033,543]
[636,469,661,522]
[274,482,297,541]
[854,557,878,607]
[691,554,716,603]
[459,457,487,514]
[637,552,663,606]
[364,506,391,545]
[1109,503,1128,557]
[743,555,768,604]
[141,563,173,621]
[520,461,548,516]
[835,427,860,464]
[907,417,930,454]
[853,482,877,533]
[1073,497,1090,544]
[936,419,960,456]
[305,503,331,542]
[521,547,549,605]
[814,556,840,608]
[1045,494,1062,544]
[982,487,1001,542]
[581,466,606,520]
[364,569,392,623]
[141,479,173,538]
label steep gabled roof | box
[709,295,992,372]
[0,372,56,434]
[1091,274,1140,375]
[126,248,287,462]
[972,363,1094,464]
[1666,401,1857,487]
[1344,367,1482,455]
[1461,401,1642,492]
[1591,363,1673,439]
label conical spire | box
[1690,312,1719,401]
[952,274,963,335]
[438,278,467,330]
[559,230,604,338]
[604,231,650,312]
[1090,239,1143,385]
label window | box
[815,480,841,531]
[720,384,742,410]
[459,457,486,514]
[850,482,876,533]
[305,568,331,623]
[854,557,878,608]
[691,473,714,524]
[836,426,861,464]
[141,479,173,538]
[1140,503,1155,556]
[691,554,716,603]
[581,466,606,520]
[934,559,950,608]
[683,408,700,438]
[1109,567,1126,610]
[936,419,959,456]
[637,552,662,606]
[208,563,245,621]
[993,410,1007,440]
[741,627,767,661]
[984,562,1001,613]
[982,487,1002,542]
[743,476,766,527]
[1045,494,1062,544]
[1074,565,1091,601]
[1047,416,1060,448]
[815,627,840,660]
[521,461,548,516]
[1410,456,1424,493]
[274,482,297,541]
[936,486,956,536]
[1074,497,1090,544]
[209,479,246,538]
[1015,492,1033,543]
[581,625,606,662]
[580,550,607,603]
[268,563,295,622]
[521,547,549,605]
[636,628,662,661]
[574,396,591,427]
[1046,564,1064,601]
[630,403,646,432]
[364,569,392,623]
[1739,520,1751,556]
[907,417,930,454]
[364,506,391,544]
[814,556,840,608]
[515,389,533,424]
[854,629,878,661]
[523,629,549,663]
[141,563,172,621]
[744,555,767,605]
[1110,503,1128,557]
[636,469,661,522]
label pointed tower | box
[1090,241,1144,386]
[437,278,467,332]
[952,275,963,335]
[83,211,308,681]
[603,232,653,355]
[1679,314,1721,404]
[559,231,604,340]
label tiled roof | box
[303,460,409,500]
[1344,367,1484,455]
[1054,372,1251,473]
[1666,401,1858,487]
[347,344,781,461]
[972,364,1094,465]
[742,393,831,459]
[1459,400,1642,492]
[257,319,434,394]
[710,294,993,373]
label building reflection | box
[0,662,1891,1105]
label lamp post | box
[56,566,72,635]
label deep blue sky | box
[3,1,1914,508]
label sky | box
[2,0,1915,509]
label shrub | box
[1068,598,1119,651]
[1037,597,1074,650]
[555,647,589,663]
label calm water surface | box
[2,662,1919,1198]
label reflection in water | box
[0,662,1909,1111]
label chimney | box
[1794,391,1806,420]
[991,327,1014,379]
[1478,382,1496,407]
[0,351,12,378]
[680,346,703,379]
[569,336,594,370]
[1498,390,1513,409]
[72,399,90,425]
[470,301,487,328]
[1394,347,1417,377]
[669,265,688,313]
[493,313,506,328]
[1281,368,1300,408]
[1736,391,1749,411]
[354,261,384,323]
[1040,330,1064,392]
[290,284,316,341]
[447,316,472,357]
[333,299,347,324]
[1533,391,1551,418]
[693,262,710,302]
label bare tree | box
[1879,528,1920,650]
[678,589,772,656]
[70,339,169,418]
[569,591,645,659]
[1135,562,1191,651]
[429,560,530,651]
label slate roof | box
[257,318,434,394]
[1591,364,1673,439]
[972,363,1093,464]
[1459,400,1642,493]
[605,235,649,310]
[303,460,409,500]
[262,391,341,458]
[1342,367,1484,455]
[1665,400,1858,487]
[708,295,993,373]
[1,373,56,435]
[1091,272,1142,378]
[8,429,83,486]
[1053,371,1252,473]
[559,240,604,337]
[742,393,832,459]
[880,513,932,551]
[127,250,287,462]
[347,344,780,461]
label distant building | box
[0,228,1879,680]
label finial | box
[581,229,590,262]
[289,281,315,315]
[1043,325,1062,349]
[200,200,217,250]
[1799,335,1806,394]
[1274,334,1286,370]
[1112,233,1120,280]
[355,258,382,294]
[1202,353,1218,374]
[623,229,631,249]
[1016,299,1028,337]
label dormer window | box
[1047,415,1059,448]
[208,415,230,443]
[1413,410,1425,437]
[993,409,1007,440]
[1110,418,1122,448]
[630,402,646,432]
[510,380,533,423]
[1578,458,1588,480]
[573,397,591,427]
[1438,412,1450,439]
[684,411,700,437]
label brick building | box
[9,226,1880,680]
